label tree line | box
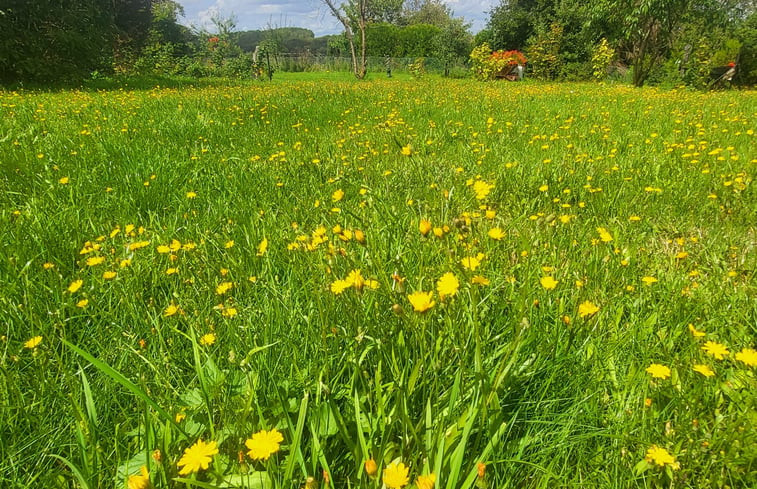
[1,0,754,86]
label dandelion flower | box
[245,428,283,460]
[419,219,432,236]
[216,282,233,295]
[540,276,558,290]
[383,462,410,489]
[702,341,729,360]
[76,299,89,308]
[127,466,151,489]
[401,145,412,156]
[641,276,658,285]
[471,275,490,286]
[24,336,43,349]
[408,291,435,312]
[68,279,83,293]
[416,473,436,489]
[330,279,351,295]
[645,445,676,468]
[645,364,671,379]
[332,189,344,202]
[472,180,494,200]
[688,324,705,338]
[199,333,216,346]
[177,439,218,475]
[86,256,105,266]
[692,364,715,377]
[346,269,366,290]
[596,227,613,243]
[186,191,197,199]
[578,301,599,318]
[436,273,459,300]
[734,348,757,367]
[460,255,482,271]
[164,303,179,317]
[256,238,268,256]
[487,227,504,240]
[102,271,117,280]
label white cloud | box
[180,0,494,36]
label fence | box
[269,54,470,76]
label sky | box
[177,1,498,37]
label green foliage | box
[734,12,757,85]
[591,38,616,81]
[526,23,564,80]
[408,57,426,78]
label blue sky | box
[178,1,497,36]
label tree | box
[322,0,368,79]
[434,17,473,75]
[592,0,696,86]
[404,0,453,27]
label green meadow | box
[0,77,755,488]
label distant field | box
[0,77,755,488]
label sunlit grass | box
[0,77,755,488]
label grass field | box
[0,76,755,489]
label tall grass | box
[0,77,754,488]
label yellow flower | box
[127,466,151,489]
[437,272,459,300]
[68,279,83,293]
[734,348,757,367]
[540,276,558,290]
[701,341,729,360]
[224,240,234,249]
[645,364,671,379]
[127,240,150,251]
[330,279,351,295]
[364,458,378,478]
[86,256,105,266]
[332,189,344,202]
[199,333,216,346]
[43,262,55,270]
[472,180,494,200]
[24,336,43,349]
[460,255,482,271]
[577,301,599,318]
[641,276,658,285]
[186,191,197,199]
[487,227,504,240]
[76,299,89,308]
[408,291,435,312]
[401,144,412,156]
[177,439,218,475]
[416,473,436,489]
[692,364,715,377]
[164,303,180,317]
[688,323,706,338]
[102,271,117,280]
[346,269,366,290]
[419,219,432,236]
[596,227,613,243]
[216,282,233,295]
[383,462,410,489]
[471,275,490,286]
[222,307,237,318]
[257,237,268,256]
[245,428,284,460]
[645,445,677,468]
[58,176,70,184]
[157,245,171,254]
